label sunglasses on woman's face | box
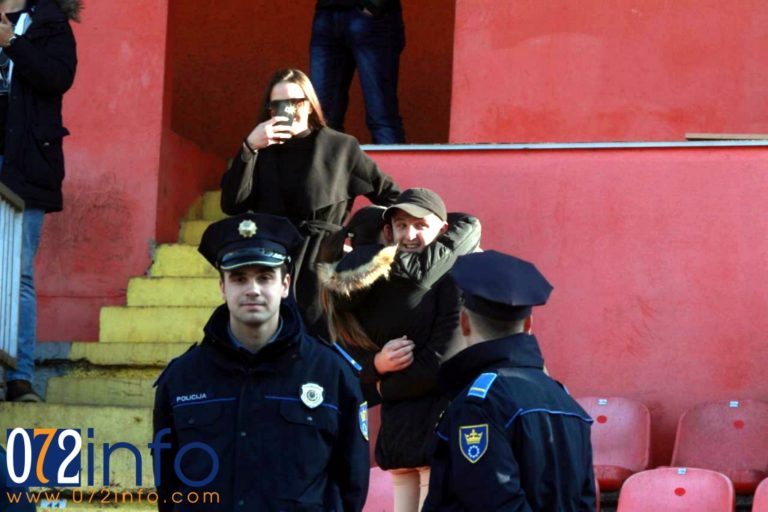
[269,98,306,112]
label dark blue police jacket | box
[153,302,369,511]
[422,334,596,512]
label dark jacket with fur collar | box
[318,212,481,469]
[0,0,79,212]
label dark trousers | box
[310,7,406,144]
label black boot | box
[5,380,43,402]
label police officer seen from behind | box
[422,251,596,511]
[152,213,369,511]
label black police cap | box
[451,250,553,321]
[198,213,304,271]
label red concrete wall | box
[364,145,768,464]
[167,0,454,157]
[451,0,768,143]
[34,1,767,466]
[36,1,169,341]
[36,1,224,340]
[158,8,227,243]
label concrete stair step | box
[150,244,217,278]
[201,190,226,221]
[0,403,154,490]
[99,306,214,343]
[46,376,158,407]
[65,341,194,367]
[127,277,220,307]
[179,220,212,246]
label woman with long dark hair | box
[220,68,400,335]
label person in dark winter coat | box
[0,0,79,402]
[219,68,400,337]
[153,213,369,512]
[423,251,596,512]
[318,189,481,511]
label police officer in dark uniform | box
[422,251,596,512]
[152,213,369,511]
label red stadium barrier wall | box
[365,143,768,464]
[35,1,224,341]
[451,0,768,143]
[34,1,171,341]
[30,1,767,464]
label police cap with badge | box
[451,250,553,321]
[198,212,304,271]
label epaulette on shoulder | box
[331,342,362,373]
[153,343,198,387]
[466,372,498,401]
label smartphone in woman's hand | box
[273,100,297,127]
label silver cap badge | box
[238,219,258,238]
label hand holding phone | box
[246,117,292,150]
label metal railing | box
[0,182,23,368]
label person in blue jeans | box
[310,0,406,144]
[0,0,80,402]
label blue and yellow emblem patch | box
[459,424,489,463]
[359,402,369,441]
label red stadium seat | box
[617,467,734,512]
[671,399,768,493]
[363,467,393,512]
[754,478,768,512]
[576,396,651,491]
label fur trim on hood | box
[317,245,397,297]
[54,0,83,21]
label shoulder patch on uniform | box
[467,372,497,400]
[332,343,363,372]
[459,424,489,463]
[359,401,369,441]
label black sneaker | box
[5,380,43,402]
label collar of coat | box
[438,334,546,398]
[317,244,397,297]
[201,302,305,371]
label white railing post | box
[0,182,24,369]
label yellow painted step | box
[201,190,227,221]
[150,244,216,278]
[68,342,194,366]
[99,307,214,343]
[127,277,220,307]
[179,220,212,245]
[46,376,158,407]
[0,403,154,490]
